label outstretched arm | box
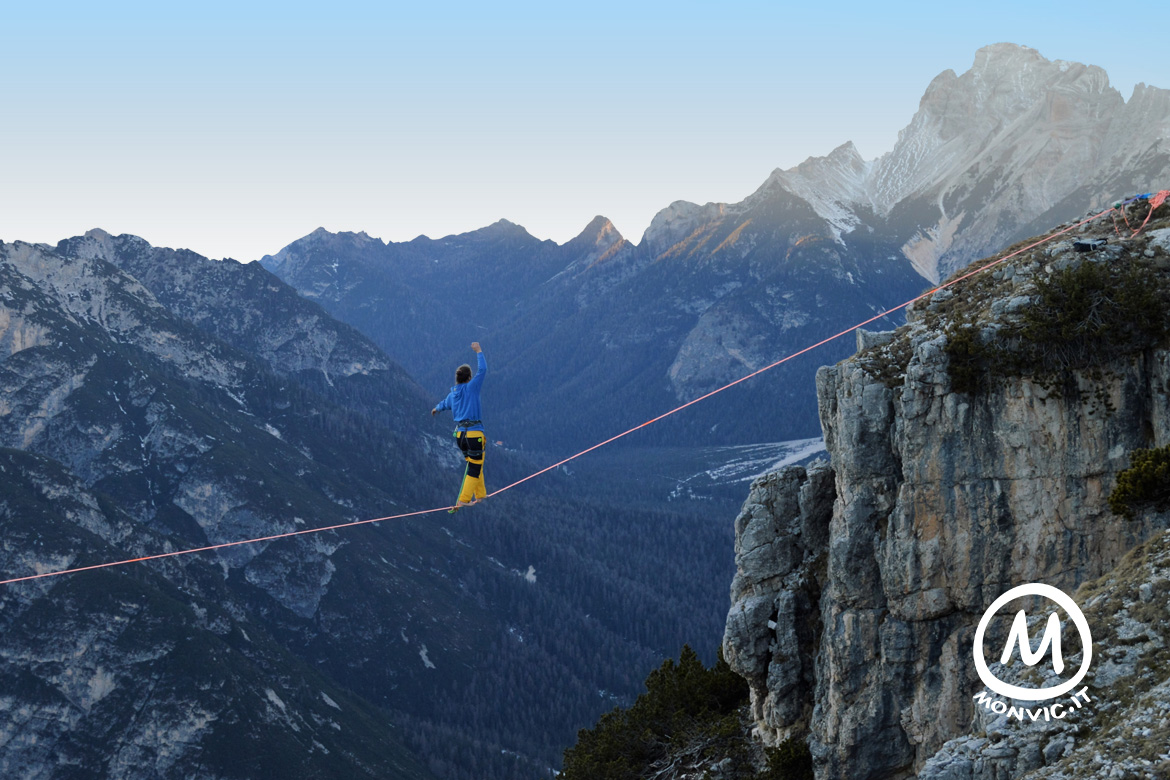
[433,391,454,415]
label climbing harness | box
[1,191,1166,588]
[456,430,485,460]
[450,429,487,512]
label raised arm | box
[469,343,486,389]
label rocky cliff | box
[724,203,1170,779]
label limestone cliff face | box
[724,213,1170,779]
[724,462,834,744]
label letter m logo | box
[1001,610,1064,674]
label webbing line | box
[0,197,1157,588]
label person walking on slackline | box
[432,342,488,511]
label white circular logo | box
[973,582,1092,701]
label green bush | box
[943,324,992,395]
[1109,445,1170,519]
[759,737,814,780]
[560,645,749,780]
[1018,260,1168,372]
[945,259,1170,396]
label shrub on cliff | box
[943,324,989,395]
[945,258,1170,395]
[1018,260,1168,372]
[561,645,816,779]
[560,645,750,779]
[758,737,815,779]
[1109,445,1170,519]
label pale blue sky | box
[2,1,1166,260]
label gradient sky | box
[3,1,1167,261]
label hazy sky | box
[3,1,1167,260]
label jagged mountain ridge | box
[263,43,1169,455]
[60,228,425,417]
[265,188,924,452]
[767,43,1170,281]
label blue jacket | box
[435,352,486,432]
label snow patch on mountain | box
[419,644,436,669]
[764,142,874,242]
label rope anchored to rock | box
[1113,190,1169,237]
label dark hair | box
[456,364,472,384]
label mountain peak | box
[783,140,867,185]
[451,218,535,242]
[826,140,862,162]
[641,200,728,256]
[971,41,1044,68]
[915,42,1116,128]
[572,215,622,244]
[681,42,1163,285]
[298,227,381,248]
[561,216,625,267]
[963,43,1107,94]
[486,218,537,239]
[752,141,871,241]
[863,42,1133,281]
[60,228,152,264]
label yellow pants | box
[455,430,486,504]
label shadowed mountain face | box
[263,201,924,454]
[0,234,737,780]
[0,235,456,778]
[0,447,438,780]
[263,45,1169,456]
